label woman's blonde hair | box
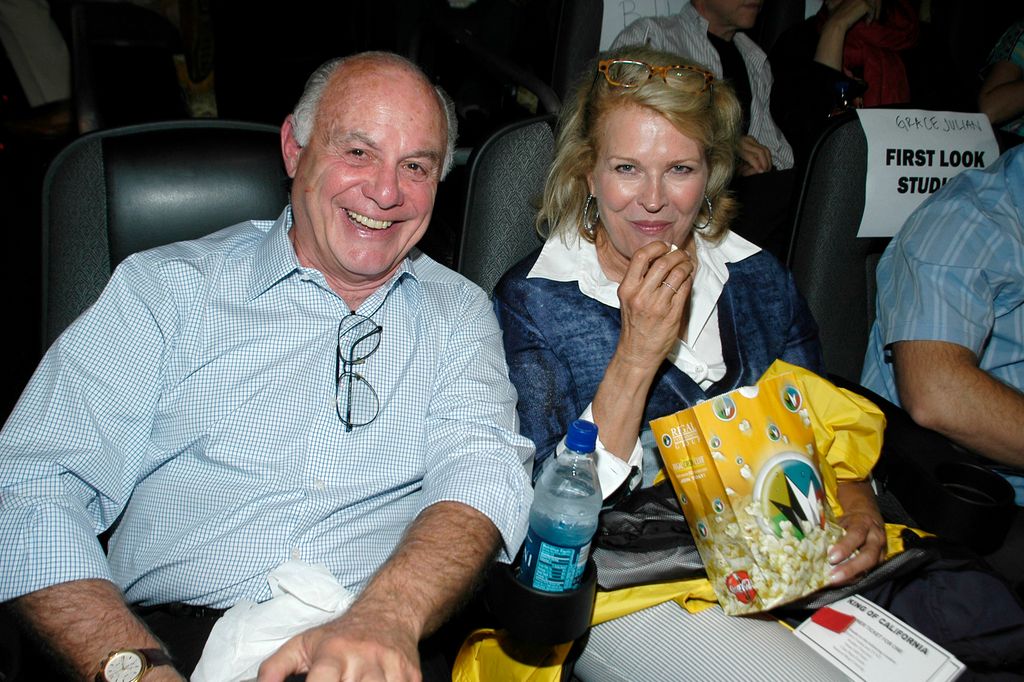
[539,44,742,243]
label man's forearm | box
[351,500,500,639]
[257,500,503,680]
[893,340,1024,467]
[978,62,1024,126]
[10,578,179,680]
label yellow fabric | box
[453,579,719,682]
[452,629,571,682]
[757,360,886,517]
[591,577,719,623]
[453,362,894,682]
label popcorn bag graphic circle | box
[753,452,826,540]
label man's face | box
[283,59,447,299]
[693,0,763,39]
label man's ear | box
[281,115,303,178]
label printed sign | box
[856,109,999,238]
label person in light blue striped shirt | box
[862,144,1024,499]
[0,52,533,681]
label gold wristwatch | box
[96,648,172,682]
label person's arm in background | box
[814,0,879,70]
[893,340,1024,468]
[736,136,773,176]
[979,60,1024,128]
[769,3,875,163]
[978,21,1024,128]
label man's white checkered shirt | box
[0,208,533,607]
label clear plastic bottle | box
[518,419,602,592]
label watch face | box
[104,650,145,682]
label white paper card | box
[794,594,965,682]
[600,0,687,49]
[856,109,999,238]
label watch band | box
[95,647,174,682]
[136,648,173,669]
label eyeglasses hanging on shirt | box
[336,313,382,431]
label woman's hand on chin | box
[614,240,695,369]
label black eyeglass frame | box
[335,314,383,432]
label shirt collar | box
[247,205,420,305]
[355,254,420,316]
[681,1,708,31]
[248,206,302,299]
[527,230,760,339]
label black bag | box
[591,480,704,590]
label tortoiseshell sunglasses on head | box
[597,59,715,94]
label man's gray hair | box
[291,52,458,179]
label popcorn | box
[651,373,838,615]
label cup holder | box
[483,558,597,645]
[932,461,1016,554]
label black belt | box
[134,602,227,621]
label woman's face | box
[588,105,708,266]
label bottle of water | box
[829,79,853,118]
[518,419,602,593]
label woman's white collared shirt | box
[527,231,760,497]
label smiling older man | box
[0,52,533,682]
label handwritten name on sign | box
[856,110,999,238]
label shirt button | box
[291,548,301,560]
[694,363,708,382]
[314,479,326,490]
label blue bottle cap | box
[566,419,599,453]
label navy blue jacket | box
[493,248,824,469]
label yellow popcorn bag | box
[650,372,844,615]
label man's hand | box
[736,135,773,176]
[259,606,421,682]
[259,501,500,682]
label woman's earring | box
[582,194,600,239]
[694,194,713,231]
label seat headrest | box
[103,125,289,265]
